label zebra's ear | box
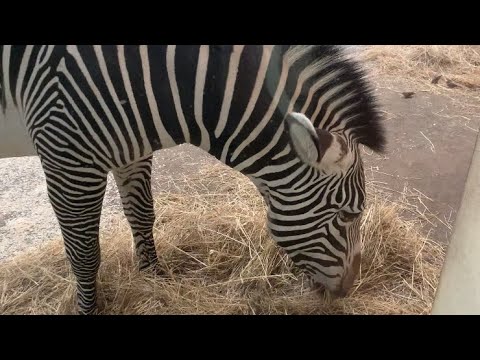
[285,112,322,165]
[285,112,349,169]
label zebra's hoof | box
[139,261,166,277]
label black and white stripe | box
[0,45,385,314]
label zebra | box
[0,45,385,315]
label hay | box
[0,164,446,315]
[358,45,480,92]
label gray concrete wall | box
[432,132,480,314]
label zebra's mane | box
[285,45,386,153]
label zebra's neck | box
[164,45,296,183]
[208,114,293,187]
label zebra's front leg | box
[42,162,108,315]
[113,155,159,272]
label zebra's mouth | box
[309,279,349,299]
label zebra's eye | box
[338,210,358,222]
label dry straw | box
[358,45,480,91]
[0,165,446,315]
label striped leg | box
[42,161,108,315]
[113,156,159,271]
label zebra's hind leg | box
[42,161,108,315]
[113,155,159,272]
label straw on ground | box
[0,165,446,315]
[359,45,480,92]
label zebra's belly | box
[0,107,37,159]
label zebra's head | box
[261,109,384,298]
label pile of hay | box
[0,165,446,315]
[358,45,480,92]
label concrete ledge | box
[431,131,480,314]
